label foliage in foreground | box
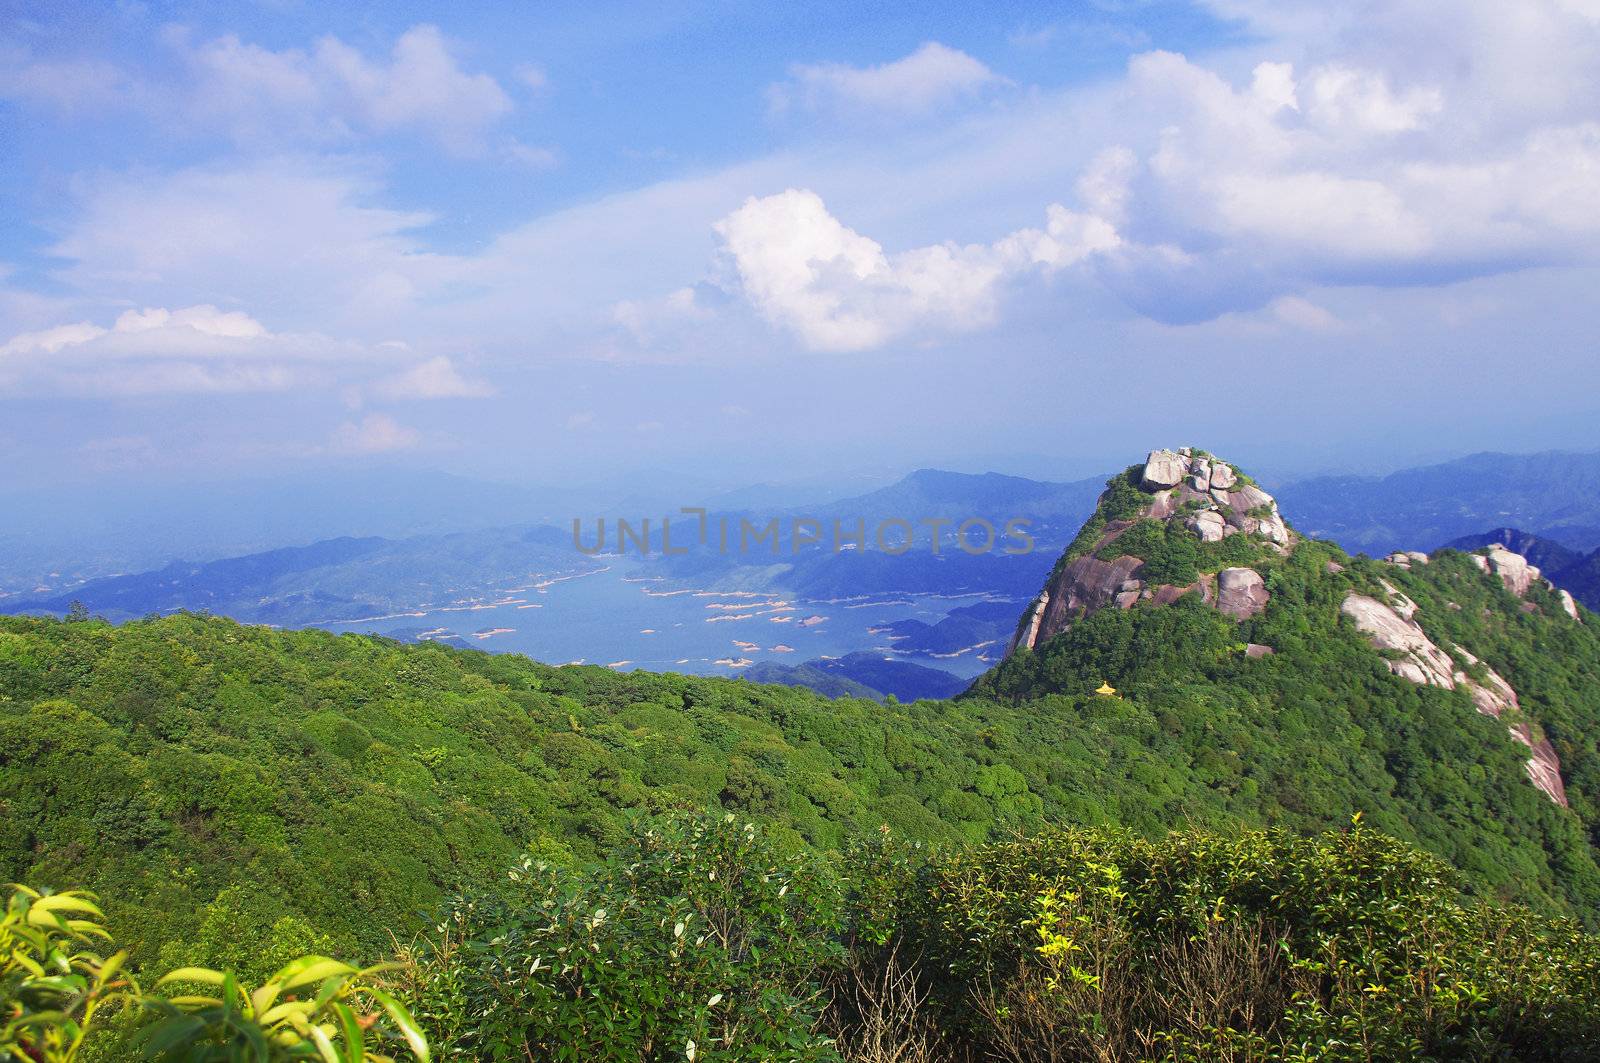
[1,886,134,1062]
[401,813,1600,1062]
[0,883,426,1063]
[406,812,842,1061]
[10,814,1600,1061]
[870,818,1600,1061]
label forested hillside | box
[7,452,1600,1059]
[5,541,1599,975]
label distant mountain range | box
[1275,449,1600,555]
[0,525,580,625]
[9,449,1600,703]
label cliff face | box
[1010,446,1589,807]
[1340,577,1567,805]
[1011,448,1291,654]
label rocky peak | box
[1011,448,1293,654]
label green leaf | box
[368,988,430,1061]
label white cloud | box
[0,322,110,357]
[769,42,1003,118]
[1,304,269,360]
[329,413,420,454]
[611,287,713,345]
[4,24,515,154]
[48,159,447,328]
[375,356,493,399]
[515,64,549,93]
[0,50,138,113]
[712,189,1117,351]
[16,0,1600,363]
[503,140,561,170]
[1304,65,1442,133]
[0,303,377,395]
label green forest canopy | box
[3,525,1600,971]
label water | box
[320,558,1004,680]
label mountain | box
[0,468,613,592]
[0,468,1095,668]
[9,444,1600,957]
[987,447,1594,812]
[1275,448,1600,555]
[1446,527,1600,611]
[0,524,580,625]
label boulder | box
[1209,463,1237,490]
[1010,591,1050,652]
[1151,584,1197,606]
[1187,509,1228,543]
[1141,449,1188,490]
[1245,643,1275,658]
[1030,553,1146,644]
[1486,545,1539,596]
[1216,567,1269,619]
[1232,485,1276,512]
[1380,579,1419,620]
[1188,459,1212,492]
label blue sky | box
[2,0,1598,494]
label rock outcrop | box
[1141,449,1187,490]
[1425,542,1583,620]
[1486,543,1539,596]
[1011,448,1288,653]
[1217,568,1269,619]
[1341,589,1567,805]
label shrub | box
[1,886,135,1063]
[405,811,846,1062]
[1,883,427,1063]
[869,822,1600,1061]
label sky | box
[2,0,1599,496]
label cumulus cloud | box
[0,304,367,395]
[15,0,1600,362]
[329,413,420,454]
[2,305,268,360]
[1122,47,1600,289]
[729,1,1600,333]
[712,189,1117,351]
[374,356,493,399]
[769,42,1004,118]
